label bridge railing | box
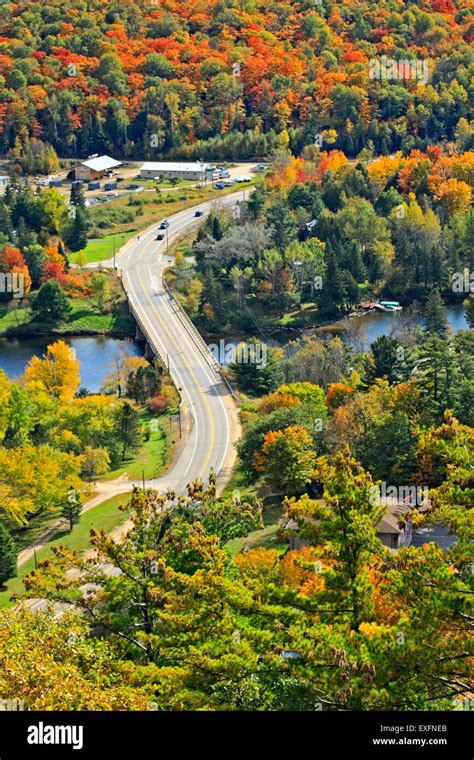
[161,271,241,402]
[126,297,164,364]
[124,269,240,402]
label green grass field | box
[0,492,132,609]
[0,298,134,336]
[69,231,136,264]
[0,304,31,332]
[222,482,288,558]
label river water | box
[218,304,469,361]
[0,306,468,386]
[0,336,144,393]
[311,303,469,350]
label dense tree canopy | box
[0,0,472,161]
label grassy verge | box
[220,466,257,502]
[69,231,136,265]
[221,469,288,558]
[0,492,132,609]
[0,273,135,337]
[103,408,169,481]
[6,512,62,554]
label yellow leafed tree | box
[24,340,80,401]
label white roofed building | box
[73,155,122,181]
[140,161,208,181]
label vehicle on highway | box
[156,233,165,240]
[214,182,225,189]
[194,210,204,217]
[159,221,169,229]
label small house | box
[285,501,412,553]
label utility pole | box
[142,469,145,490]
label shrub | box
[146,393,169,415]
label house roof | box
[80,155,121,172]
[285,501,411,537]
[376,501,411,534]
[377,516,402,535]
[140,161,208,173]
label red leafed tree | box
[0,246,26,271]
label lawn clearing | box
[70,231,136,264]
[0,492,132,609]
[224,494,287,558]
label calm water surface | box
[0,336,144,392]
[220,305,469,361]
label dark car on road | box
[159,221,169,229]
[214,182,225,189]
[156,233,165,240]
[194,210,204,217]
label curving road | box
[103,191,247,494]
[25,192,246,612]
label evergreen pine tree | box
[61,489,81,531]
[229,342,284,397]
[115,402,142,461]
[341,270,360,307]
[363,335,412,386]
[0,199,13,239]
[31,280,71,323]
[212,215,223,241]
[318,248,346,316]
[247,186,265,219]
[64,207,89,252]
[265,199,296,252]
[348,241,367,281]
[425,288,447,336]
[417,336,461,417]
[201,267,227,326]
[70,183,86,209]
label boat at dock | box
[376,301,403,312]
[358,300,403,313]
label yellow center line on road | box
[135,265,217,482]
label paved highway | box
[27,191,246,613]
[103,191,247,494]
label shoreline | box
[0,326,136,340]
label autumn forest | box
[0,0,472,161]
[0,0,472,733]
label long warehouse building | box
[140,161,209,180]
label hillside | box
[0,0,472,161]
